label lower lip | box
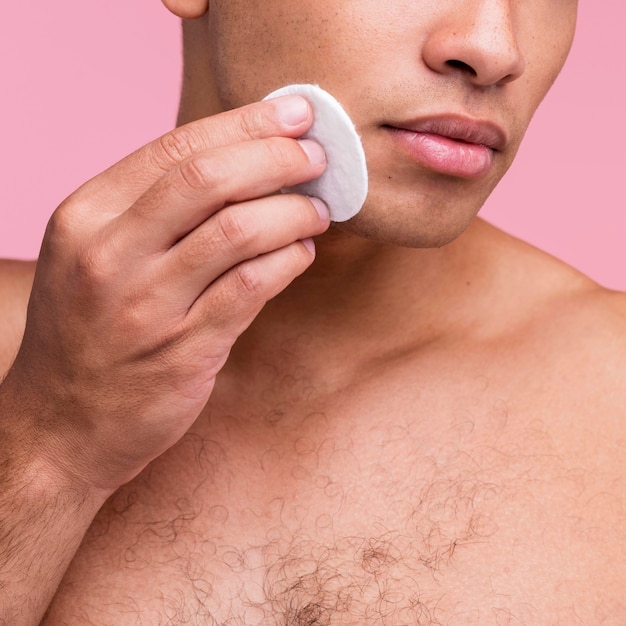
[387,127,495,178]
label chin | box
[333,184,486,249]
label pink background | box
[1,2,625,289]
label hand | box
[8,95,329,492]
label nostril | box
[497,72,517,85]
[446,59,477,76]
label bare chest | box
[44,374,623,625]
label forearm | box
[0,377,110,625]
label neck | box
[225,221,493,385]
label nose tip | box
[423,2,526,88]
[445,46,526,87]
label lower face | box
[206,0,577,248]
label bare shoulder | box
[0,259,36,375]
[489,222,626,401]
[479,220,626,482]
[479,220,626,358]
[475,226,626,612]
[532,264,626,384]
[574,285,626,362]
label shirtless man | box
[1,0,624,623]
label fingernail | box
[275,95,310,126]
[302,238,316,255]
[298,139,326,166]
[308,197,330,221]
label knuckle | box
[44,198,95,261]
[46,200,77,244]
[73,240,115,286]
[234,262,263,296]
[44,202,120,295]
[215,209,251,251]
[265,138,298,173]
[177,154,221,193]
[117,292,165,342]
[236,106,269,139]
[155,127,201,168]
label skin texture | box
[2,0,626,624]
[202,0,576,246]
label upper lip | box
[387,115,507,151]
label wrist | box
[0,368,116,506]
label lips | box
[384,115,507,178]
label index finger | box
[78,95,313,210]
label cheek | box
[499,8,576,153]
[517,3,577,103]
[208,3,330,108]
[208,1,390,110]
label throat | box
[226,219,496,385]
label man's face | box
[206,0,578,247]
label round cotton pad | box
[264,84,368,222]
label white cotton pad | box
[264,84,368,222]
